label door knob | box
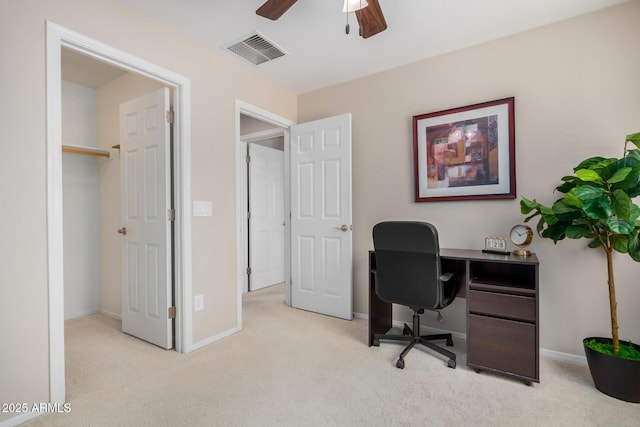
[117,227,127,236]
[334,224,348,232]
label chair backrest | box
[372,221,445,310]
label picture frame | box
[413,97,515,202]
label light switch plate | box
[193,200,212,217]
[194,294,204,312]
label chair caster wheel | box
[447,359,456,369]
[474,368,481,374]
[402,324,411,336]
[372,338,380,347]
[396,358,405,369]
[446,338,454,347]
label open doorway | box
[59,49,176,404]
[61,47,170,325]
[234,103,355,327]
[234,102,294,329]
[241,115,286,293]
[46,22,193,404]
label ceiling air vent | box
[225,33,287,66]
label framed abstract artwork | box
[413,97,516,202]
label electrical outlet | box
[194,294,204,312]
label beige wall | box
[0,0,296,417]
[299,1,640,356]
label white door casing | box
[47,23,192,410]
[120,87,173,349]
[290,114,353,320]
[249,143,285,290]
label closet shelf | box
[62,144,112,159]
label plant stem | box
[605,246,619,354]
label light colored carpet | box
[23,284,639,426]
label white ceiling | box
[119,0,625,94]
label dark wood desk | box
[368,249,540,384]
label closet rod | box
[62,144,112,159]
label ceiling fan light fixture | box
[343,0,368,13]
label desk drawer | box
[468,289,535,322]
[468,314,537,380]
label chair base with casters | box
[372,308,457,370]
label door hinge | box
[168,208,175,221]
[168,306,176,319]
[166,110,175,124]
[247,211,251,219]
[246,267,252,275]
[246,154,250,163]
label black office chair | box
[372,221,457,369]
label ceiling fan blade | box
[256,0,298,20]
[355,0,388,38]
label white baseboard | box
[99,308,122,320]
[540,348,587,365]
[354,311,587,364]
[64,309,99,321]
[190,326,239,352]
[0,410,40,427]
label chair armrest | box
[439,272,454,282]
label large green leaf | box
[607,167,632,184]
[612,189,632,219]
[606,217,635,234]
[582,198,613,219]
[588,238,603,248]
[625,183,640,198]
[627,132,640,149]
[627,149,640,162]
[552,198,579,214]
[609,159,639,189]
[540,205,559,225]
[565,224,591,239]
[542,221,568,242]
[564,190,583,207]
[520,197,539,214]
[556,181,577,193]
[573,185,605,201]
[628,234,640,261]
[574,156,614,171]
[614,236,629,253]
[576,169,604,184]
[535,217,546,236]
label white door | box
[290,114,353,320]
[120,88,173,349]
[249,143,285,290]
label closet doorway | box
[61,47,176,347]
[47,23,192,404]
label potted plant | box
[520,132,640,402]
